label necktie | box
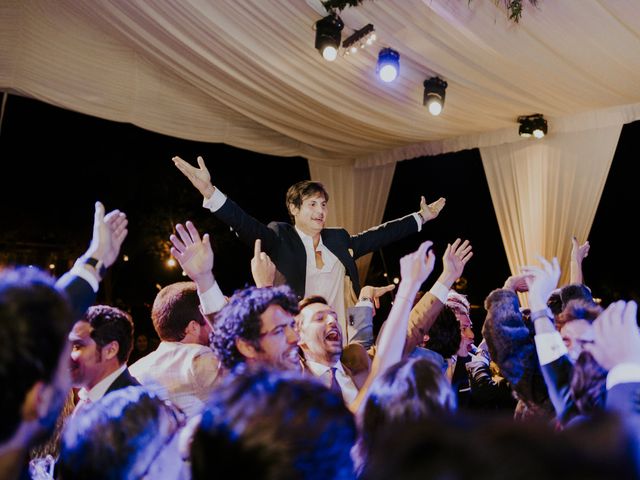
[315,249,324,269]
[329,367,343,396]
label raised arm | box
[349,240,436,414]
[170,220,214,293]
[57,201,128,318]
[523,257,578,419]
[251,239,276,288]
[170,220,226,316]
[585,301,640,439]
[172,155,215,199]
[405,238,472,355]
[418,195,446,224]
[569,236,590,285]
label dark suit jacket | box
[105,368,140,396]
[56,271,97,323]
[214,197,420,297]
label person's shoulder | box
[267,221,295,232]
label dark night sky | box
[1,94,638,335]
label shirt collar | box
[81,364,127,403]
[294,226,324,248]
[305,358,343,376]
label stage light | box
[315,13,344,61]
[423,77,448,116]
[343,24,376,56]
[377,48,400,82]
[518,114,547,139]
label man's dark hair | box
[285,180,329,222]
[0,267,72,442]
[355,356,456,474]
[547,283,594,316]
[58,386,184,480]
[555,298,601,331]
[82,305,134,364]
[211,286,299,370]
[152,281,203,341]
[191,366,356,480]
[425,305,461,358]
[298,295,329,311]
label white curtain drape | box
[309,160,396,284]
[2,0,640,165]
[480,125,622,292]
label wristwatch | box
[84,257,107,279]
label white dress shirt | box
[130,341,220,418]
[305,359,359,405]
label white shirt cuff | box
[69,263,100,292]
[606,363,640,390]
[198,282,227,314]
[412,213,423,232]
[534,331,568,365]
[429,281,449,304]
[202,188,227,212]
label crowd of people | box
[2,155,640,479]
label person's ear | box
[236,338,259,359]
[288,203,299,217]
[103,340,120,361]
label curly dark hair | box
[424,305,461,358]
[212,286,299,370]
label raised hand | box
[585,300,640,371]
[399,240,436,290]
[571,236,590,265]
[172,155,215,199]
[359,284,396,309]
[503,272,534,293]
[570,236,590,284]
[419,196,446,223]
[251,239,275,288]
[441,238,473,285]
[524,256,561,310]
[170,221,214,291]
[85,201,128,268]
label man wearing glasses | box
[210,285,302,373]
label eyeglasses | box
[135,401,186,479]
[259,319,298,338]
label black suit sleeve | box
[349,214,419,259]
[56,272,97,322]
[212,197,280,253]
[540,355,576,421]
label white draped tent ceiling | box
[2,0,640,286]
